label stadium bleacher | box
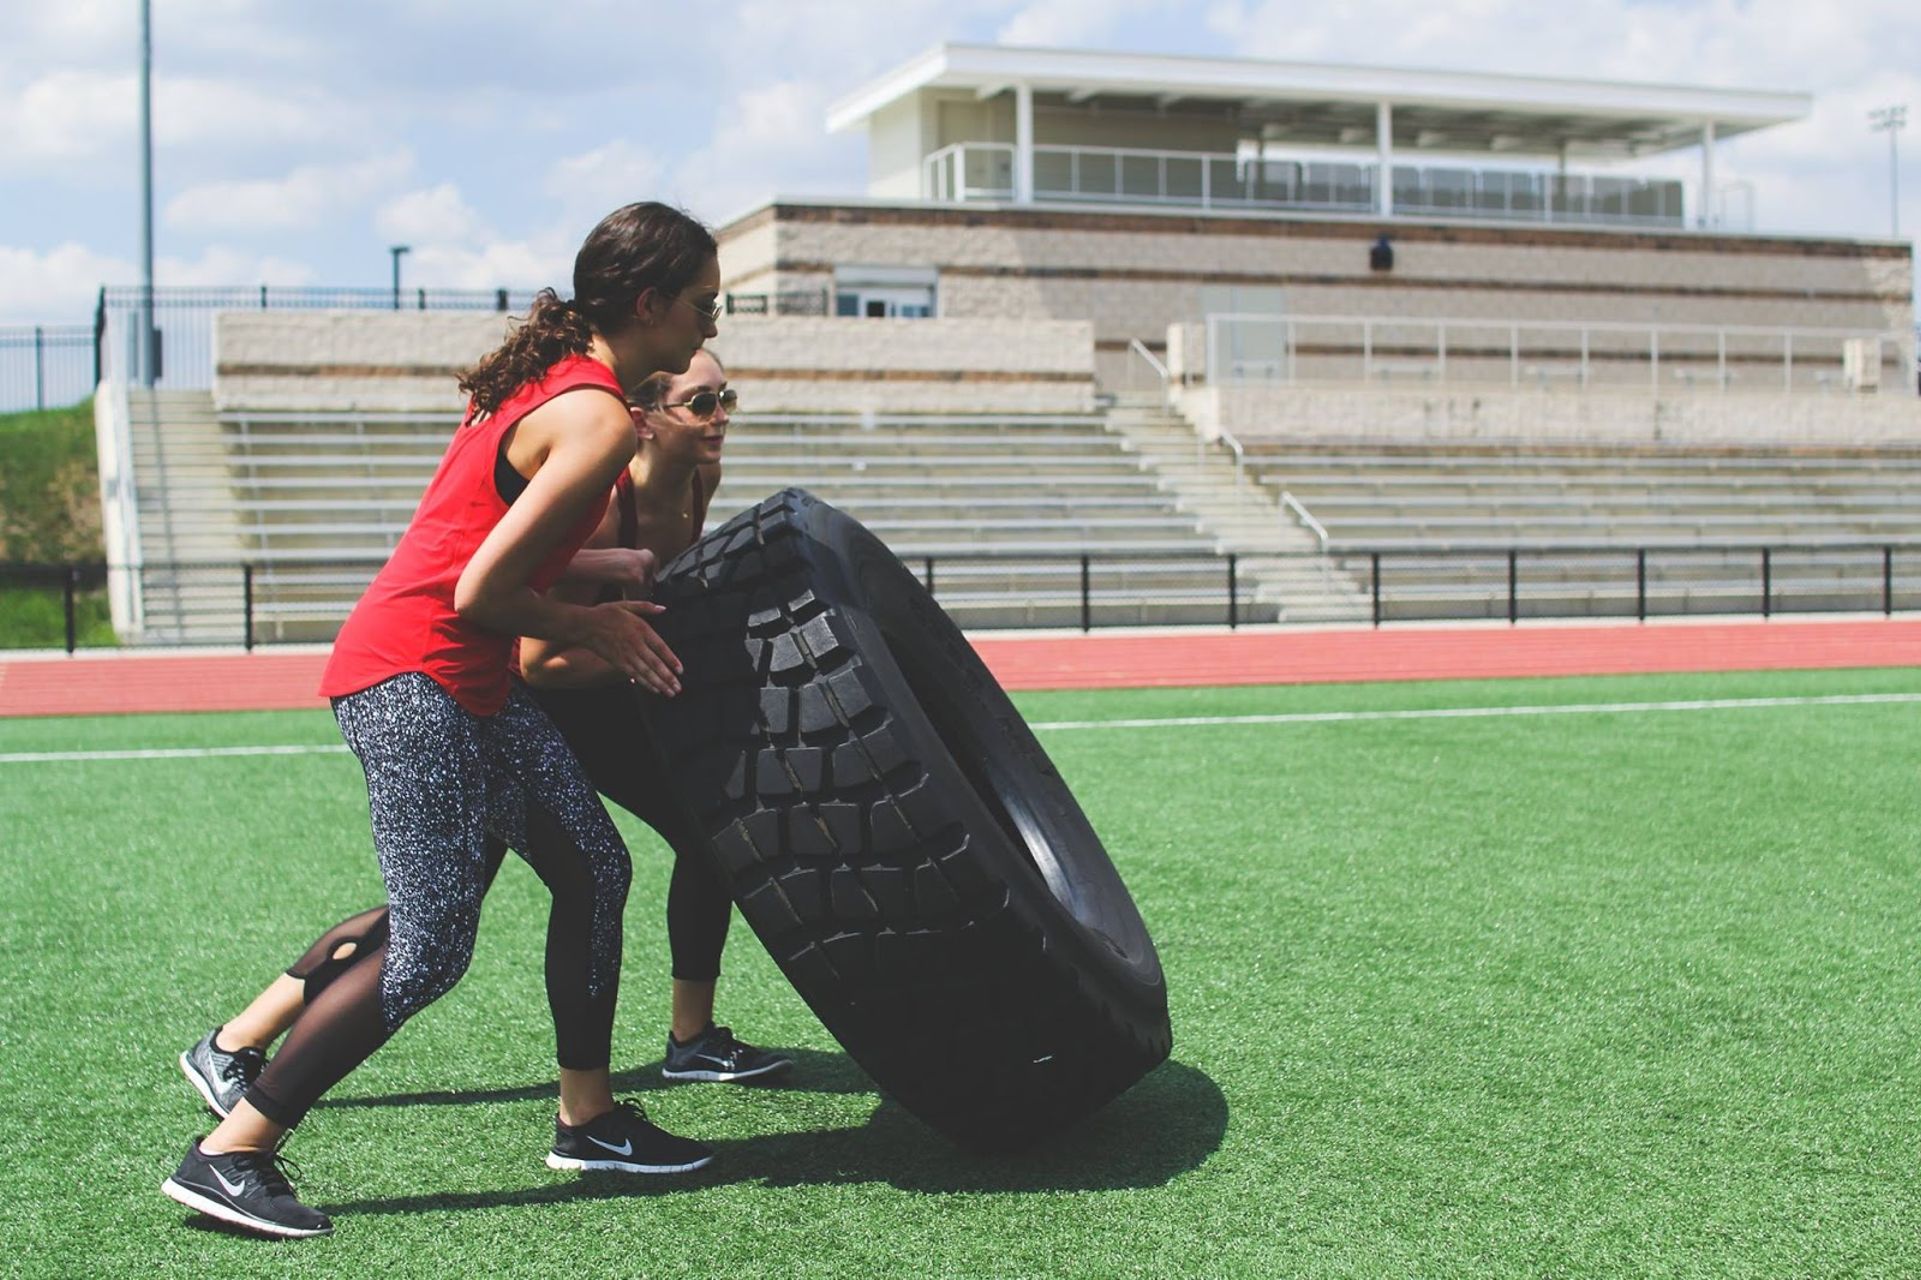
[1242,440,1921,619]
[181,401,1317,639]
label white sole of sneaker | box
[160,1177,332,1239]
[545,1151,713,1175]
[660,1059,794,1084]
[178,1051,233,1119]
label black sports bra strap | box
[617,477,640,552]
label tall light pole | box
[138,0,156,386]
[389,245,410,310]
[1869,105,1906,238]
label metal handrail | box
[1202,311,1918,395]
[1281,490,1329,550]
[1127,338,1169,384]
[1216,426,1247,488]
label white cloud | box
[376,183,490,247]
[404,240,569,291]
[0,241,133,324]
[997,0,1166,47]
[0,68,369,168]
[165,152,415,234]
[545,140,667,226]
[0,240,314,323]
[157,245,316,288]
[665,80,865,226]
[0,70,137,164]
[156,76,363,150]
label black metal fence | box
[0,326,96,413]
[94,284,545,391]
[6,543,1920,653]
[723,289,832,317]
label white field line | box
[3,693,1918,765]
[0,743,350,764]
[1028,692,1921,732]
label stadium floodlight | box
[389,245,411,310]
[1869,105,1906,238]
[138,0,155,387]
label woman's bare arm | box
[452,394,677,691]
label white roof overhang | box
[826,43,1810,160]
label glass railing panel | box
[964,147,1013,195]
[1208,157,1248,202]
[1120,154,1161,200]
[1250,159,1300,203]
[1167,155,1206,200]
[1033,150,1074,196]
[1079,151,1118,195]
[926,144,1702,228]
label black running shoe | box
[179,1027,266,1119]
[546,1099,712,1174]
[161,1140,332,1239]
[661,1024,794,1084]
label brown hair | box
[460,202,716,416]
[631,347,725,412]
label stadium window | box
[833,265,938,319]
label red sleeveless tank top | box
[319,354,625,715]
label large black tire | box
[640,489,1171,1150]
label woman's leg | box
[664,847,731,1042]
[207,675,494,1152]
[216,905,390,1051]
[486,687,633,1124]
[480,686,708,1173]
[536,686,785,1079]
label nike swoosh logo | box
[586,1134,633,1156]
[213,1167,247,1197]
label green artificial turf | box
[3,667,1920,1276]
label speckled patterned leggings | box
[244,672,631,1128]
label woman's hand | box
[559,546,659,594]
[577,599,682,696]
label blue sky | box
[1,0,1915,325]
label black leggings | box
[535,683,731,983]
[245,674,631,1128]
[258,683,730,1122]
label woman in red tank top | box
[162,203,723,1240]
[181,353,786,1123]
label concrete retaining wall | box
[212,312,1096,413]
[1172,382,1921,446]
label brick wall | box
[727,203,1912,378]
[212,311,1095,414]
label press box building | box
[706,42,1915,432]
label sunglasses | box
[673,293,724,323]
[658,387,737,419]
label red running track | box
[3,617,1918,718]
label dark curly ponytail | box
[460,202,716,417]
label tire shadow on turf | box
[321,1057,1224,1217]
[313,1046,873,1111]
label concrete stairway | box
[1103,390,1370,623]
[710,411,1242,628]
[125,389,247,643]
